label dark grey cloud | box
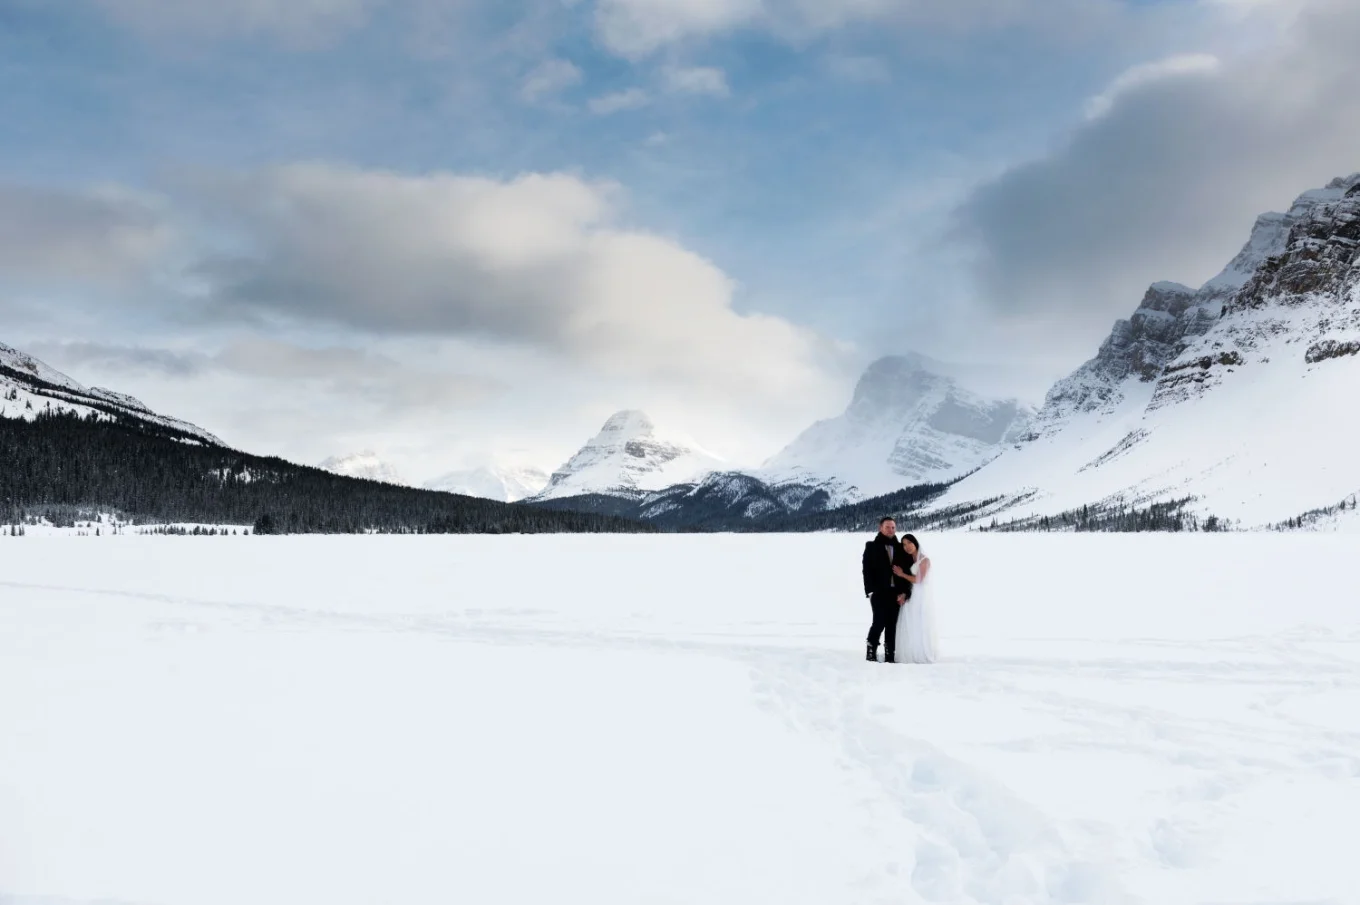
[30,342,209,378]
[217,338,500,410]
[0,183,169,284]
[33,338,496,413]
[953,0,1360,335]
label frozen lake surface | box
[3,533,1359,905]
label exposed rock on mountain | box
[1151,175,1360,410]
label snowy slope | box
[318,451,406,485]
[425,463,549,502]
[5,534,1360,905]
[532,410,724,501]
[928,173,1360,529]
[762,354,1033,500]
[1,340,222,445]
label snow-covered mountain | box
[925,172,1360,529]
[318,451,406,485]
[532,410,724,501]
[530,469,844,529]
[761,354,1034,501]
[1,340,222,445]
[425,463,549,502]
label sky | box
[2,0,1359,481]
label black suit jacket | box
[862,535,906,598]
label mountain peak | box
[532,411,723,501]
[1201,210,1292,295]
[597,409,657,438]
[1148,281,1195,295]
[859,352,939,380]
[762,354,1032,498]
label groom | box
[862,516,908,663]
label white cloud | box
[661,65,730,96]
[592,0,1122,58]
[189,164,838,400]
[588,87,652,114]
[520,58,584,102]
[1083,53,1220,119]
[594,0,760,59]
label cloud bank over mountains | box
[3,0,1357,478]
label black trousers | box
[867,590,902,654]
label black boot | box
[866,642,878,662]
[885,650,896,664]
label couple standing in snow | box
[862,517,937,664]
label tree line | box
[1,411,651,535]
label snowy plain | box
[3,533,1359,905]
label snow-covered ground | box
[3,534,1359,905]
[2,519,251,537]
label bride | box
[893,533,938,664]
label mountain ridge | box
[919,171,1360,530]
[2,341,222,446]
[760,353,1033,499]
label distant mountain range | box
[758,353,1033,499]
[0,345,649,535]
[8,170,1359,533]
[318,451,406,486]
[529,171,1360,533]
[511,356,1032,526]
[425,462,550,503]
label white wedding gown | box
[895,558,938,664]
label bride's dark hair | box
[902,533,921,558]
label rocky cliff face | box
[762,354,1032,499]
[1151,174,1360,409]
[1029,208,1295,437]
